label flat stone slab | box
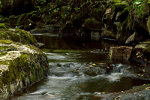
[109,46,133,62]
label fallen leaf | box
[92,64,96,66]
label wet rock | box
[131,40,150,66]
[109,46,132,62]
[83,66,106,76]
[0,40,48,99]
[91,32,100,41]
[30,25,60,34]
[135,40,150,54]
[104,84,150,100]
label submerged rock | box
[0,40,48,99]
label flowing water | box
[12,31,150,100]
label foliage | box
[116,0,149,30]
[129,0,148,18]
[0,23,6,29]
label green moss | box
[42,49,81,53]
[0,23,7,29]
[0,61,9,65]
[143,45,150,54]
[0,46,17,52]
[0,40,47,90]
[15,29,37,45]
[17,14,26,26]
[1,53,32,85]
[0,29,37,45]
[0,40,13,44]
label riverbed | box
[12,31,150,100]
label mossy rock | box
[0,28,37,45]
[135,40,150,55]
[135,40,150,49]
[0,40,48,99]
[104,83,150,99]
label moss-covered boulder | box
[130,40,150,69]
[0,40,48,99]
[134,40,150,55]
[0,27,37,46]
[0,26,48,99]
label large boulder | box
[130,40,150,69]
[0,26,49,99]
[134,40,150,55]
[0,40,48,99]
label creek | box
[12,30,150,100]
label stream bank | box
[1,0,150,99]
[10,28,150,100]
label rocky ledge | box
[0,26,48,99]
